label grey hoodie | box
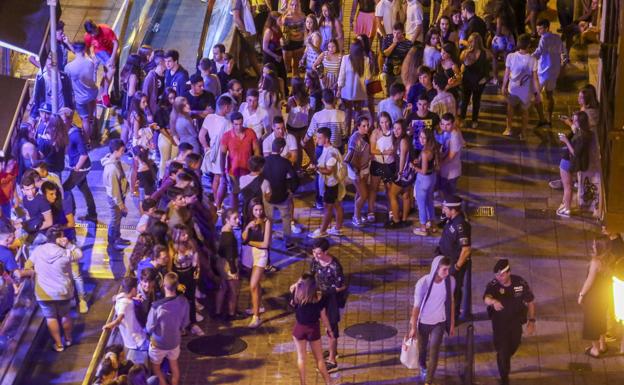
[101,153,128,205]
[413,255,455,332]
[25,242,82,301]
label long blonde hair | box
[169,96,189,137]
[293,274,319,305]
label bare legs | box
[560,168,573,210]
[46,316,73,348]
[320,202,344,232]
[353,175,369,221]
[250,266,264,317]
[293,337,332,385]
[216,278,240,316]
[343,100,362,137]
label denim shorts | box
[38,299,71,319]
[560,158,571,172]
[95,50,112,65]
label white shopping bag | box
[400,337,420,370]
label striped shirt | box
[306,108,346,148]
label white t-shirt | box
[201,114,231,174]
[375,0,398,35]
[440,129,464,180]
[239,102,270,139]
[317,145,342,187]
[262,132,298,158]
[239,173,271,196]
[505,51,537,104]
[405,0,424,42]
[114,294,147,349]
[413,275,456,326]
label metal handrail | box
[80,300,117,385]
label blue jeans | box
[414,173,436,225]
[107,197,122,243]
[418,321,446,384]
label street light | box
[613,258,624,323]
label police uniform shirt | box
[438,213,471,263]
[483,274,534,325]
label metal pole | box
[48,0,59,114]
[464,324,475,385]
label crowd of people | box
[0,0,619,385]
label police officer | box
[484,259,536,385]
[436,195,471,320]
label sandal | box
[584,346,601,358]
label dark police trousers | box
[493,321,523,384]
[451,259,472,319]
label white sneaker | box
[78,298,89,314]
[245,307,266,315]
[191,324,205,336]
[291,221,302,234]
[351,217,364,228]
[328,226,343,236]
[195,313,205,322]
[308,229,329,238]
[195,301,205,311]
[248,315,262,328]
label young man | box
[101,139,129,250]
[184,73,215,128]
[240,88,270,140]
[147,272,190,385]
[20,226,82,352]
[164,50,189,97]
[378,82,407,123]
[263,138,299,250]
[502,34,541,138]
[136,245,170,291]
[438,113,464,198]
[60,108,97,222]
[407,65,437,106]
[142,53,166,115]
[262,116,298,164]
[84,19,118,108]
[166,187,193,231]
[103,277,149,364]
[382,22,413,94]
[224,79,244,112]
[232,0,262,77]
[532,19,564,129]
[20,174,53,237]
[220,112,261,211]
[0,230,18,276]
[308,127,345,238]
[484,259,536,385]
[197,57,221,97]
[429,73,457,117]
[64,41,98,142]
[459,0,487,46]
[408,255,455,385]
[30,57,74,120]
[308,238,347,372]
[240,156,270,225]
[407,94,440,152]
[405,0,424,43]
[304,89,346,151]
[200,95,234,212]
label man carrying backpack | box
[308,127,346,239]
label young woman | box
[170,224,204,336]
[423,28,442,70]
[345,115,372,227]
[290,274,333,385]
[459,33,490,129]
[263,11,288,90]
[357,34,379,118]
[120,54,143,127]
[412,129,439,236]
[386,119,413,228]
[128,92,154,196]
[299,31,322,73]
[350,0,377,42]
[315,39,342,93]
[153,88,178,180]
[281,0,307,81]
[215,209,242,321]
[578,237,612,358]
[259,73,283,129]
[318,3,343,52]
[242,198,272,328]
[35,115,67,175]
[304,13,320,48]
[338,41,370,135]
[169,96,200,153]
[557,111,592,217]
[437,42,462,102]
[287,77,312,169]
[127,233,155,276]
[367,112,395,223]
[401,43,425,91]
[438,15,459,45]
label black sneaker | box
[265,265,279,273]
[118,238,131,245]
[325,361,338,373]
[384,220,402,229]
[78,214,98,222]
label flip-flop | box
[584,346,601,358]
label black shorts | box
[323,184,339,204]
[283,40,304,51]
[370,161,396,183]
[293,321,321,341]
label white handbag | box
[400,337,420,369]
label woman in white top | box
[259,73,283,132]
[367,112,396,223]
[337,41,370,135]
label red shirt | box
[0,161,18,205]
[221,129,258,177]
[84,24,117,54]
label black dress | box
[582,264,610,340]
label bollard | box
[463,323,475,385]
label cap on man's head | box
[493,259,510,274]
[189,73,203,85]
[39,103,53,113]
[442,195,462,208]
